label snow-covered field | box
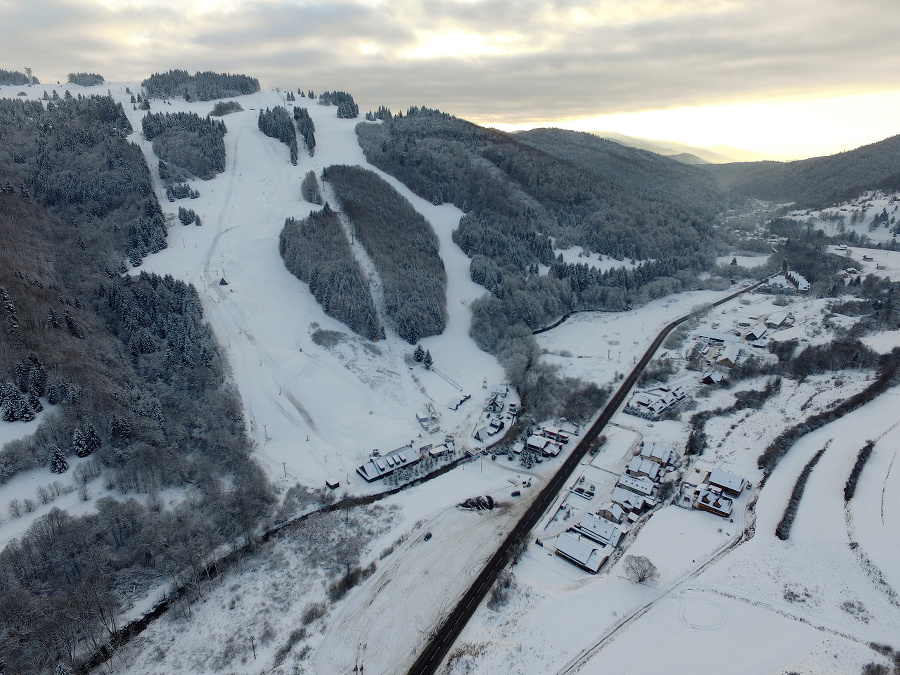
[790,190,899,245]
[4,81,900,675]
[443,289,900,675]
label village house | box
[526,434,551,454]
[626,456,661,481]
[639,443,673,466]
[611,486,650,514]
[483,395,504,413]
[708,468,747,496]
[596,501,626,524]
[554,532,608,574]
[717,343,741,368]
[617,474,655,498]
[696,488,734,518]
[745,323,767,341]
[573,513,625,548]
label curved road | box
[406,280,764,675]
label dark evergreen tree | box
[49,447,69,473]
[414,344,425,362]
[424,350,433,369]
[72,428,90,457]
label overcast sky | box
[3,0,900,158]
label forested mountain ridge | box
[0,91,272,674]
[704,133,900,208]
[514,127,724,220]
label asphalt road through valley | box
[406,281,764,675]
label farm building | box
[554,532,608,574]
[708,468,746,496]
[696,488,734,517]
[356,445,420,482]
[447,393,471,410]
[694,329,740,344]
[573,513,624,548]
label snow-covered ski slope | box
[57,82,507,491]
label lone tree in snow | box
[623,555,659,585]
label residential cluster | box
[677,464,748,518]
[553,442,676,573]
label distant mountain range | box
[585,131,766,164]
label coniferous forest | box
[258,106,298,164]
[0,90,272,675]
[142,111,227,181]
[141,70,260,101]
[325,164,448,344]
[280,205,382,340]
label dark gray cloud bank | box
[3,0,899,131]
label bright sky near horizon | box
[3,0,900,160]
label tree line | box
[142,111,227,181]
[325,164,448,343]
[141,69,260,101]
[280,205,382,340]
[258,107,298,165]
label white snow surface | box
[101,83,505,492]
[5,82,900,675]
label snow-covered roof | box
[640,443,672,465]
[709,468,746,494]
[695,329,740,344]
[597,502,625,523]
[526,434,550,450]
[611,486,647,511]
[574,513,624,548]
[747,323,767,340]
[356,444,420,482]
[697,488,734,516]
[554,532,607,573]
[627,457,660,481]
[617,474,655,496]
[717,343,741,365]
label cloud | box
[3,0,899,151]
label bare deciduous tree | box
[623,555,659,585]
